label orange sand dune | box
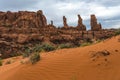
[0,36,120,80]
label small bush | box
[9,53,21,57]
[32,45,43,53]
[58,43,73,49]
[22,48,32,58]
[20,61,24,64]
[33,44,55,52]
[81,42,91,47]
[25,48,32,53]
[5,60,11,64]
[30,52,40,64]
[22,53,30,58]
[42,43,55,52]
[114,29,120,36]
[86,38,92,43]
[0,58,2,66]
[95,39,102,43]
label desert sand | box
[0,36,120,80]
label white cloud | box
[88,4,120,18]
[109,22,120,29]
[0,0,120,29]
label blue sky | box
[0,0,120,29]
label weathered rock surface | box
[17,34,29,44]
[63,16,68,28]
[90,14,102,31]
[77,14,86,31]
[0,10,47,28]
[0,10,116,58]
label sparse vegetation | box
[32,43,55,53]
[9,52,21,57]
[91,50,110,58]
[5,60,11,64]
[32,45,43,53]
[20,60,24,64]
[114,29,120,36]
[0,58,2,66]
[22,47,32,58]
[80,42,91,47]
[58,43,73,49]
[22,52,30,58]
[21,41,100,65]
[30,52,40,64]
[22,43,55,64]
[86,38,92,43]
[95,39,102,43]
[41,43,55,52]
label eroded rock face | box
[17,34,29,44]
[37,10,47,27]
[90,14,102,31]
[63,16,68,28]
[0,10,116,59]
[0,10,47,28]
[77,14,86,31]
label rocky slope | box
[0,35,120,80]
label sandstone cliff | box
[0,10,116,58]
[0,10,47,28]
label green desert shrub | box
[9,53,21,57]
[58,43,73,49]
[0,58,2,66]
[20,60,24,64]
[80,42,91,47]
[5,60,11,64]
[33,43,55,52]
[32,45,43,53]
[42,43,55,52]
[22,47,32,58]
[86,38,92,43]
[114,29,120,36]
[22,52,31,58]
[95,39,102,43]
[30,52,40,64]
[25,48,32,53]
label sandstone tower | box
[90,14,102,31]
[63,16,68,28]
[77,14,86,31]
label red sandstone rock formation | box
[63,16,68,28]
[0,10,116,58]
[77,14,86,31]
[17,34,29,44]
[90,14,102,31]
[0,10,47,28]
[37,10,47,27]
